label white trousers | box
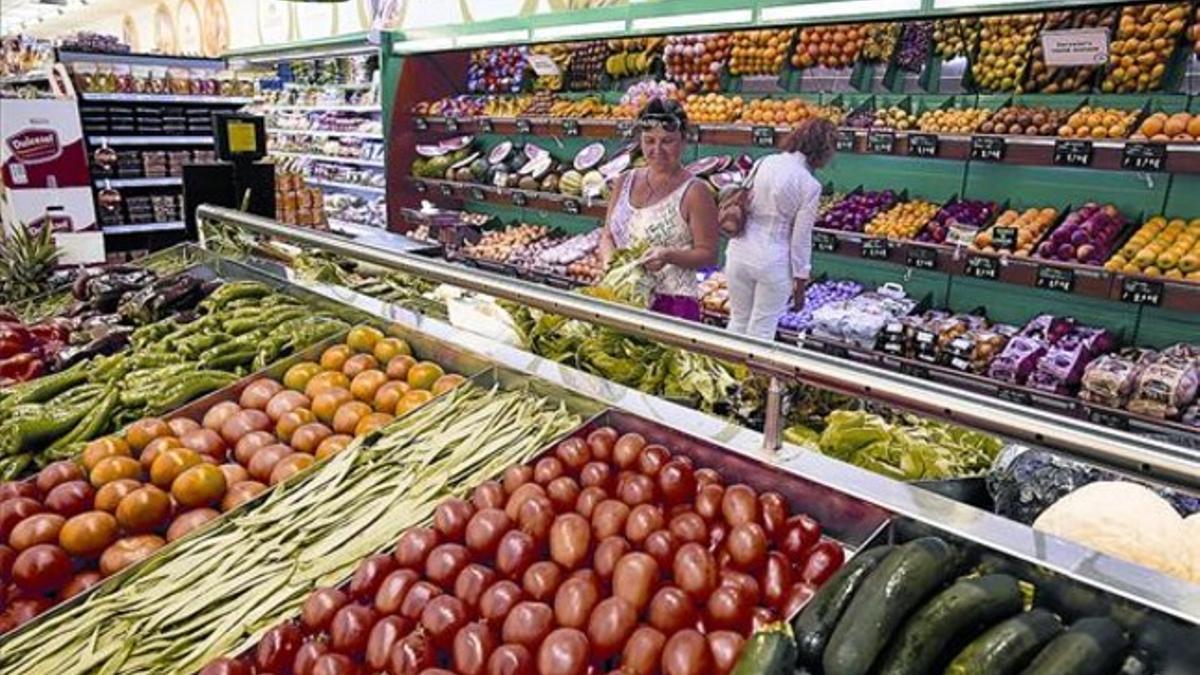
[725,253,791,341]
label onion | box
[574,486,607,519]
[617,473,655,506]
[517,495,555,542]
[585,427,617,461]
[393,526,440,570]
[673,543,717,600]
[545,477,581,513]
[35,461,83,496]
[662,630,712,675]
[586,597,637,658]
[613,552,659,612]
[374,569,419,615]
[330,604,376,657]
[220,410,272,447]
[501,601,554,650]
[521,561,563,602]
[367,616,411,672]
[472,481,506,510]
[637,444,671,477]
[434,498,475,543]
[533,457,565,486]
[203,402,241,432]
[303,587,350,633]
[425,543,470,590]
[725,522,768,571]
[625,504,664,545]
[658,460,697,506]
[502,465,533,496]
[612,433,646,468]
[400,580,442,620]
[350,553,398,600]
[622,626,666,675]
[553,576,600,630]
[421,595,469,648]
[504,483,546,521]
[549,513,591,570]
[579,462,613,491]
[265,391,310,422]
[486,644,533,675]
[496,530,538,579]
[694,468,720,488]
[454,564,498,610]
[593,536,631,582]
[669,512,707,545]
[465,509,512,559]
[452,622,496,675]
[255,622,304,673]
[590,500,630,540]
[234,431,275,466]
[721,484,759,526]
[695,484,724,521]
[644,530,678,570]
[758,492,789,537]
[554,438,591,472]
[706,631,746,675]
[478,580,524,626]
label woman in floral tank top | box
[599,98,719,321]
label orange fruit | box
[90,456,143,488]
[373,338,411,364]
[115,485,172,533]
[342,354,380,379]
[276,408,318,442]
[311,388,354,425]
[431,374,467,396]
[355,412,394,436]
[94,479,142,513]
[171,464,227,508]
[406,362,445,391]
[283,362,322,392]
[373,381,411,413]
[315,435,353,461]
[140,436,183,472]
[150,448,203,489]
[346,326,385,354]
[386,355,417,381]
[82,437,133,473]
[396,390,435,416]
[320,344,353,372]
[305,371,351,399]
[125,418,171,452]
[350,370,389,402]
[333,401,374,435]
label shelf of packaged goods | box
[283,82,375,91]
[410,177,607,218]
[268,128,382,140]
[410,115,1200,174]
[272,151,384,168]
[87,135,214,146]
[79,92,253,105]
[810,228,1200,313]
[101,220,186,235]
[305,177,386,194]
[92,176,182,188]
[0,71,50,85]
[259,104,381,113]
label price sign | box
[1053,139,1092,166]
[861,238,890,260]
[835,129,856,152]
[814,231,839,253]
[1120,277,1164,306]
[562,198,581,215]
[1121,142,1166,172]
[1041,28,1110,67]
[899,361,930,379]
[906,245,937,269]
[998,387,1032,405]
[685,125,701,143]
[992,226,1018,251]
[516,118,533,134]
[561,119,580,137]
[964,254,1000,280]
[479,118,494,133]
[413,117,428,131]
[1088,407,1130,430]
[970,135,1006,161]
[439,183,454,197]
[470,187,486,202]
[445,118,460,133]
[1036,265,1075,293]
[617,120,635,139]
[908,133,938,158]
[752,126,776,147]
[414,181,428,194]
[511,190,528,207]
[527,53,561,77]
[867,130,896,154]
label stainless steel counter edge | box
[218,249,1200,626]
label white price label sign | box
[527,54,561,77]
[1040,28,1109,66]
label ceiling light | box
[455,29,529,48]
[392,36,455,54]
[532,20,627,41]
[630,9,753,32]
[761,0,921,21]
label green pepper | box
[0,363,88,413]
[0,398,92,456]
[146,371,239,414]
[201,281,271,311]
[0,454,33,480]
[43,386,118,459]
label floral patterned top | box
[609,168,699,298]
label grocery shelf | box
[101,221,187,235]
[87,135,214,147]
[0,71,50,85]
[267,128,382,140]
[271,151,384,168]
[411,177,607,218]
[79,92,253,105]
[259,104,381,113]
[305,177,386,194]
[92,176,182,188]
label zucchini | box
[793,545,894,670]
[1021,617,1128,675]
[875,574,1024,675]
[822,537,961,675]
[944,608,1063,675]
[730,621,797,675]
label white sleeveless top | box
[610,168,699,298]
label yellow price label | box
[226,120,258,154]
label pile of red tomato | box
[202,426,844,675]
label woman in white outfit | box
[725,118,837,340]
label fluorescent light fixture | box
[630,9,752,32]
[761,0,921,22]
[934,0,1019,7]
[531,20,627,41]
[455,29,529,48]
[393,36,455,54]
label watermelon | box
[450,152,481,171]
[712,154,734,172]
[439,135,474,152]
[574,142,606,172]
[735,154,755,172]
[524,143,549,162]
[488,141,513,165]
[686,156,723,176]
[416,144,448,158]
[710,171,743,189]
[520,154,553,179]
[598,153,631,180]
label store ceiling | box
[0,0,84,36]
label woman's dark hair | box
[785,117,838,167]
[638,97,689,135]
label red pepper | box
[0,324,30,348]
[800,540,846,586]
[0,337,23,360]
[0,353,43,382]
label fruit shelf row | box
[404,178,1200,312]
[408,114,1200,175]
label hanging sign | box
[906,246,937,269]
[1120,278,1164,306]
[1053,139,1093,166]
[1122,142,1166,172]
[867,130,895,154]
[908,133,938,157]
[1040,28,1109,67]
[1035,265,1075,293]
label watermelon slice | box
[450,152,481,171]
[735,154,755,173]
[519,154,552,178]
[574,142,606,172]
[598,153,631,180]
[524,143,549,162]
[440,135,474,152]
[711,154,733,172]
[488,141,513,165]
[416,144,448,157]
[710,171,744,190]
[686,156,723,176]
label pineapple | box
[0,224,60,303]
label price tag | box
[752,126,776,147]
[1120,277,1164,306]
[1121,142,1166,172]
[970,135,1006,161]
[470,187,486,202]
[1035,265,1075,293]
[685,125,701,143]
[516,118,533,134]
[992,226,1018,251]
[439,183,454,197]
[1053,139,1092,166]
[835,129,856,152]
[414,117,428,131]
[964,254,1000,280]
[1041,28,1110,67]
[617,120,635,139]
[562,198,580,215]
[867,130,896,154]
[561,119,580,137]
[908,133,938,157]
[479,118,494,133]
[998,388,1032,405]
[1087,407,1130,430]
[445,118,460,133]
[814,231,839,253]
[527,53,561,76]
[861,238,890,260]
[414,181,428,194]
[906,246,937,269]
[511,190,528,207]
[899,361,930,379]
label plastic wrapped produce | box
[987,335,1048,385]
[777,279,863,332]
[942,325,1016,374]
[1019,314,1075,344]
[816,190,899,232]
[1128,349,1200,419]
[1079,350,1153,407]
[811,284,915,348]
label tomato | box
[425,543,470,590]
[294,641,330,675]
[171,464,227,508]
[36,460,85,495]
[330,604,377,657]
[203,402,242,432]
[388,632,435,674]
[501,601,554,650]
[149,447,203,490]
[9,513,65,551]
[116,485,172,533]
[586,596,637,658]
[166,417,201,437]
[291,424,332,455]
[374,568,419,615]
[265,390,311,423]
[200,657,253,675]
[552,577,599,630]
[662,630,712,675]
[12,543,70,593]
[725,522,768,571]
[393,526,440,570]
[549,514,590,570]
[283,362,322,392]
[478,580,524,627]
[247,445,293,483]
[93,479,141,514]
[166,508,220,542]
[60,511,118,557]
[315,434,353,461]
[269,453,316,486]
[125,418,171,453]
[82,437,132,474]
[89,456,142,489]
[800,540,844,585]
[220,481,268,512]
[521,561,563,603]
[99,535,165,576]
[622,626,667,675]
[240,379,284,411]
[220,409,272,447]
[347,326,384,354]
[0,498,43,541]
[434,498,475,543]
[648,586,698,634]
[487,644,533,675]
[706,631,745,675]
[400,581,442,620]
[313,652,359,675]
[180,428,229,462]
[140,436,183,472]
[637,444,671,478]
[58,570,104,601]
[658,460,697,505]
[779,515,821,559]
[421,595,469,648]
[673,543,718,600]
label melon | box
[524,143,549,162]
[439,135,474,152]
[574,142,606,172]
[686,156,722,176]
[488,141,514,165]
[520,155,552,179]
[560,170,584,196]
[598,153,631,180]
[581,171,606,199]
[416,144,448,158]
[450,152,481,171]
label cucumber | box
[1021,617,1128,675]
[793,545,894,670]
[944,609,1063,675]
[822,537,961,675]
[730,621,797,675]
[875,574,1024,675]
